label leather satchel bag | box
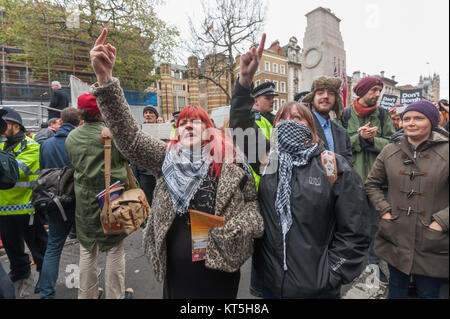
[100,137,150,235]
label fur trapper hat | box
[302,76,344,120]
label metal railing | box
[1,104,63,131]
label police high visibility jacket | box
[230,80,274,190]
[0,136,40,216]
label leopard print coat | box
[92,78,264,282]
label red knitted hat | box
[353,77,384,98]
[77,92,100,115]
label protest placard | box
[400,89,422,106]
[142,123,173,140]
[379,94,398,110]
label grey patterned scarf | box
[273,120,318,270]
[162,145,212,215]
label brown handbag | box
[100,137,150,235]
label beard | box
[4,126,15,138]
[363,97,378,107]
[313,103,333,116]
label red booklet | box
[189,210,225,262]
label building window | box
[274,99,279,112]
[255,80,260,87]
[274,81,279,91]
[177,96,186,110]
[265,62,270,72]
[173,84,184,91]
[273,63,278,74]
[280,65,286,75]
[281,99,286,106]
[281,82,286,93]
[173,71,182,79]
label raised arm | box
[90,28,166,175]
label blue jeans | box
[39,209,74,299]
[388,264,442,299]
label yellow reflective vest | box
[0,136,40,216]
[252,112,273,191]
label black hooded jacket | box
[254,144,371,298]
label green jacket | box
[0,136,40,216]
[65,122,130,252]
[338,105,394,182]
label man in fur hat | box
[302,76,352,164]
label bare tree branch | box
[186,0,266,104]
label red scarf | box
[353,99,377,118]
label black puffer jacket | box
[254,144,371,298]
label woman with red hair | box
[89,28,263,299]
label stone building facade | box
[349,71,401,103]
[235,41,289,114]
[155,54,231,120]
[348,71,441,106]
[282,37,302,101]
[418,74,440,103]
[300,7,346,92]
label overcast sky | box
[155,0,449,98]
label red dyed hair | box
[168,105,238,179]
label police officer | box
[230,38,278,190]
[0,107,48,294]
[170,111,180,140]
[0,107,19,299]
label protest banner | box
[379,94,398,110]
[400,89,422,106]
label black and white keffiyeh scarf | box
[272,120,319,270]
[162,144,212,215]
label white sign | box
[142,123,172,140]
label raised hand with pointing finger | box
[239,33,266,88]
[90,28,116,86]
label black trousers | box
[137,174,156,206]
[0,214,48,276]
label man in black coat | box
[48,81,69,120]
[302,76,353,165]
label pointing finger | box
[95,28,108,46]
[257,33,266,58]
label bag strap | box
[126,164,137,190]
[104,137,113,208]
[321,150,338,188]
[104,138,137,198]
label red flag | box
[340,73,348,108]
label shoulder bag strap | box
[101,137,115,226]
[125,164,137,190]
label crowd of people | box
[0,29,448,300]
